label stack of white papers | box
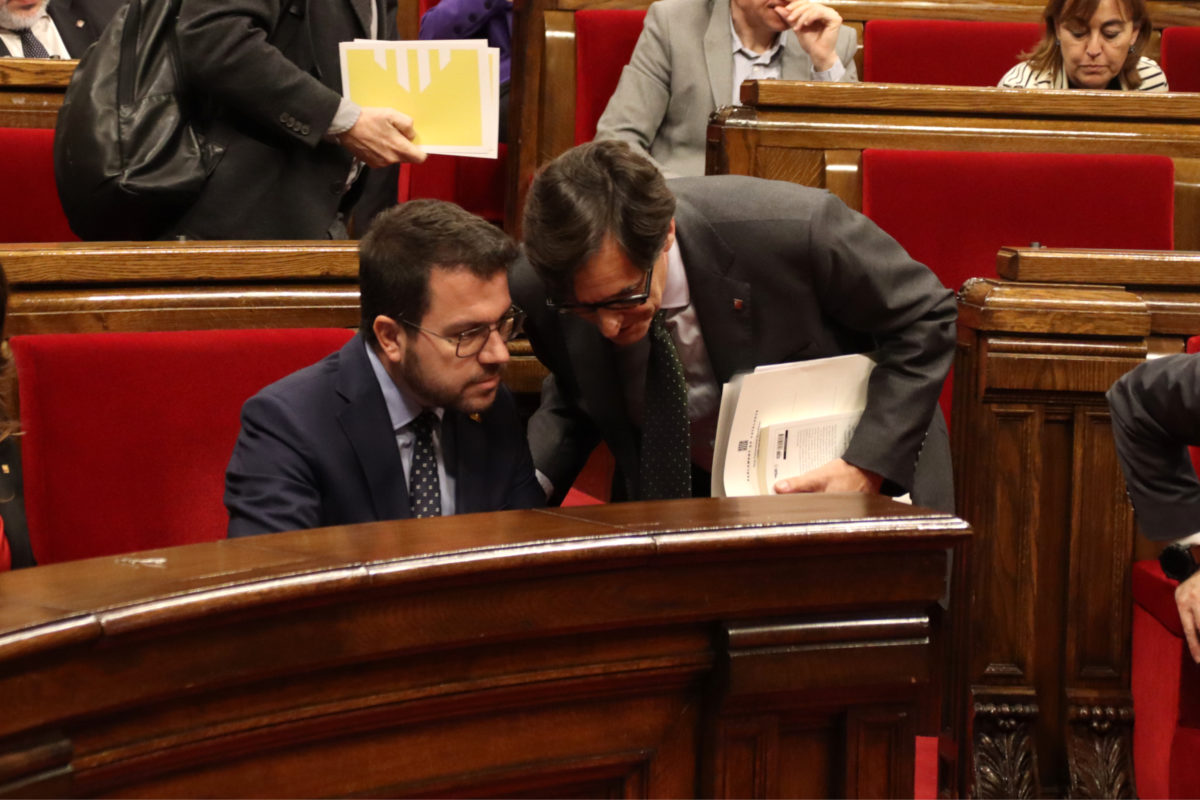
[339,39,500,158]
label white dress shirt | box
[729,20,845,105]
[0,11,69,59]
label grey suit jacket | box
[513,176,956,511]
[1108,354,1200,540]
[594,0,857,178]
[163,0,393,239]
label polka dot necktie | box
[640,311,691,500]
[17,28,50,58]
[407,411,442,518]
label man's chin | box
[454,380,501,414]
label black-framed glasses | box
[400,306,526,358]
[547,263,654,314]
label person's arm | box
[419,0,507,40]
[1107,354,1200,661]
[1107,354,1200,538]
[776,192,956,497]
[225,392,323,538]
[177,0,423,165]
[774,1,844,73]
[593,4,673,174]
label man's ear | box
[664,217,677,253]
[372,315,406,365]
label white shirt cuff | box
[326,98,362,138]
[811,59,846,82]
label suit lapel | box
[673,194,754,383]
[443,410,481,513]
[335,339,410,520]
[703,0,733,109]
[349,0,374,37]
[780,33,811,80]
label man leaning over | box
[511,140,956,511]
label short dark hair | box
[358,199,518,341]
[522,140,676,302]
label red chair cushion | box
[574,9,647,145]
[863,20,1041,86]
[862,150,1174,424]
[0,127,78,243]
[399,145,508,224]
[11,328,355,565]
[1161,27,1200,93]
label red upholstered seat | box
[861,149,1175,423]
[0,127,78,243]
[1161,27,1200,93]
[11,328,354,565]
[574,9,647,144]
[398,145,509,224]
[863,19,1041,86]
[1133,559,1200,799]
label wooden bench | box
[0,59,72,129]
[953,247,1200,797]
[0,494,970,797]
[508,0,1200,230]
[0,240,547,396]
[707,82,1200,250]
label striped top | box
[998,57,1169,91]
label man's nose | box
[477,328,511,364]
[595,309,624,339]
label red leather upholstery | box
[11,328,354,565]
[0,127,78,243]
[574,9,648,144]
[862,149,1175,423]
[1161,27,1200,93]
[399,145,509,224]
[1133,559,1200,799]
[863,20,1041,86]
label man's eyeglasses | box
[401,307,526,358]
[547,263,654,314]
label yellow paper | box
[343,46,487,148]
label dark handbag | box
[54,0,220,241]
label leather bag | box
[54,0,219,241]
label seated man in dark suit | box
[225,200,544,537]
[512,140,955,510]
[1108,354,1200,663]
[0,0,123,58]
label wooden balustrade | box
[0,494,970,798]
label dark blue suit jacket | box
[225,336,544,537]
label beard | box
[401,346,503,415]
[0,0,50,31]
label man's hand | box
[1177,571,1200,662]
[773,458,884,495]
[338,107,427,168]
[774,1,842,72]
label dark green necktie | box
[640,312,691,500]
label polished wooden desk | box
[953,247,1200,798]
[706,82,1200,250]
[0,495,970,798]
[0,59,73,129]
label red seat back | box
[863,20,1041,86]
[862,149,1175,423]
[574,9,648,144]
[11,328,355,565]
[0,127,78,243]
[398,145,509,224]
[1161,27,1200,93]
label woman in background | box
[999,0,1167,90]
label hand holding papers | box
[712,354,892,498]
[340,39,501,159]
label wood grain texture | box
[952,265,1200,796]
[0,496,970,798]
